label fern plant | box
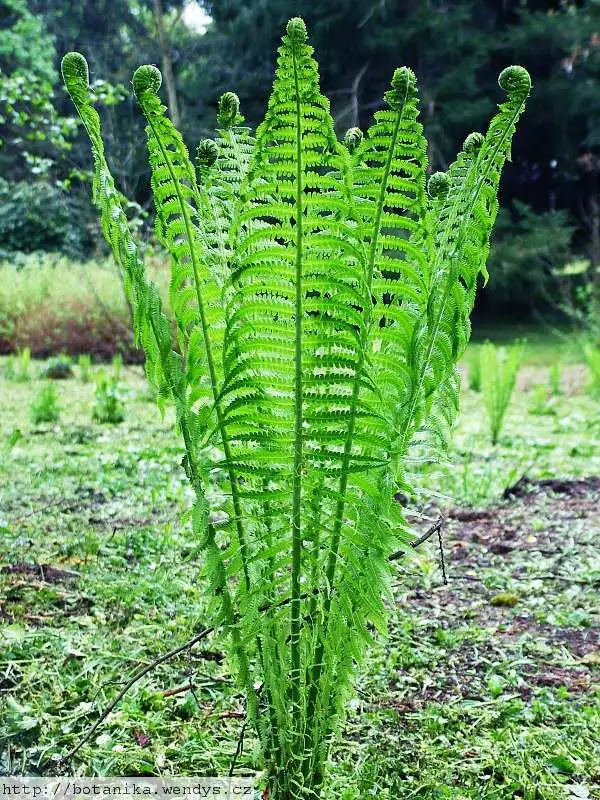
[480,340,525,444]
[62,20,530,798]
[468,345,482,392]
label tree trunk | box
[152,0,181,130]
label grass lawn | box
[0,343,599,799]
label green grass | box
[0,345,598,797]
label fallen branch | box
[62,626,213,762]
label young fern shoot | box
[62,20,530,799]
[480,340,526,444]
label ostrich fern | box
[62,19,530,799]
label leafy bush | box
[484,201,575,315]
[41,354,73,379]
[0,178,90,259]
[30,382,60,424]
[0,253,169,359]
[480,340,525,444]
[63,21,529,798]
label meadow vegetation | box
[1,345,598,797]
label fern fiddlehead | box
[63,25,530,800]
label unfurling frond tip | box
[463,132,484,154]
[132,65,162,97]
[61,52,89,86]
[428,171,449,199]
[498,65,531,97]
[344,127,363,153]
[385,66,417,108]
[217,91,241,128]
[286,17,308,44]
[197,138,219,169]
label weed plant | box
[30,383,60,424]
[92,372,125,424]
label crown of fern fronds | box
[63,23,530,800]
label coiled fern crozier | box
[62,19,530,799]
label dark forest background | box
[2,0,600,319]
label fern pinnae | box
[395,66,531,469]
[61,53,260,729]
[302,66,428,753]
[131,72,270,743]
[133,67,255,595]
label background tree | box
[2,0,600,320]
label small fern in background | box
[31,383,60,424]
[480,340,525,444]
[111,353,123,381]
[62,20,530,797]
[468,346,482,392]
[549,361,562,395]
[92,371,125,424]
[529,383,556,416]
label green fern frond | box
[394,66,531,471]
[61,54,178,411]
[63,24,530,800]
[63,53,260,731]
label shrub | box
[63,23,529,798]
[480,340,525,444]
[0,253,169,359]
[30,382,60,424]
[0,178,90,259]
[484,201,575,315]
[41,354,73,379]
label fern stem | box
[290,35,304,742]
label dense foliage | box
[1,0,598,318]
[62,14,529,796]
